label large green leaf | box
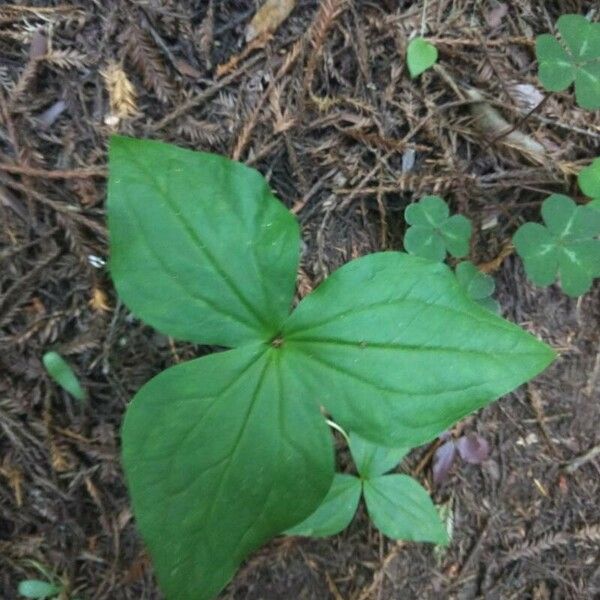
[285,474,362,537]
[282,253,555,448]
[122,344,334,600]
[363,474,448,544]
[348,432,408,479]
[108,136,300,347]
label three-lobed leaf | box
[513,194,600,296]
[404,196,471,261]
[406,37,438,78]
[535,14,600,109]
[109,137,555,600]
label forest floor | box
[1,1,599,599]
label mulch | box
[1,1,599,599]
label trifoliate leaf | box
[513,194,600,296]
[455,261,499,312]
[42,351,86,401]
[363,474,448,544]
[406,38,438,78]
[536,15,600,109]
[348,432,408,479]
[578,158,600,199]
[404,196,472,261]
[285,474,361,537]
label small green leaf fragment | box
[283,253,555,448]
[349,432,409,479]
[18,580,60,599]
[407,38,438,78]
[285,474,362,537]
[557,14,593,58]
[535,34,575,91]
[578,158,600,199]
[405,195,449,227]
[42,351,86,401]
[363,474,448,544]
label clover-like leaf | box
[513,194,600,296]
[363,475,448,544]
[285,474,361,537]
[536,14,600,110]
[578,158,600,199]
[42,351,86,401]
[349,432,409,479]
[122,344,334,600]
[108,136,299,347]
[404,196,472,261]
[455,261,499,313]
[407,37,438,78]
[110,138,555,600]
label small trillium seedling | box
[108,136,555,600]
[513,194,600,297]
[535,14,600,110]
[287,432,447,544]
[406,37,438,78]
[403,195,472,261]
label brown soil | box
[1,1,599,599]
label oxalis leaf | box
[535,14,600,110]
[403,196,472,261]
[513,194,600,296]
[109,137,555,600]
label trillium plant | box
[108,137,554,600]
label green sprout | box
[406,37,438,78]
[455,261,500,313]
[42,351,86,402]
[286,431,447,544]
[535,14,600,110]
[403,195,472,261]
[513,194,600,296]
